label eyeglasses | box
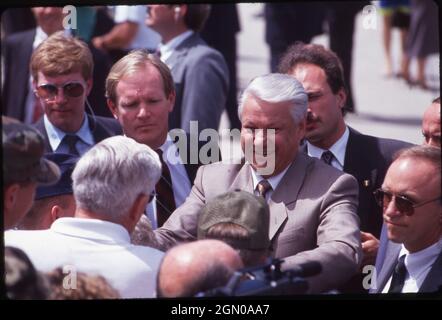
[373,188,441,216]
[34,82,86,101]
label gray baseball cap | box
[197,190,270,250]
[2,116,60,185]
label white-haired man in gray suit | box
[5,136,164,298]
[153,73,362,294]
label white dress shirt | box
[114,5,161,50]
[158,30,193,67]
[382,237,442,293]
[5,217,164,298]
[307,126,350,171]
[146,136,192,229]
[250,163,290,202]
[44,113,94,155]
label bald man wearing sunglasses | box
[30,31,121,156]
[371,145,442,293]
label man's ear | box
[296,117,306,138]
[50,205,61,222]
[4,183,20,213]
[85,78,93,96]
[167,92,176,112]
[128,194,149,231]
[336,88,347,110]
[107,98,119,120]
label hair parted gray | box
[237,73,308,125]
[72,136,161,220]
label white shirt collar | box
[33,27,48,50]
[307,126,350,171]
[399,237,442,280]
[250,163,291,194]
[158,135,185,165]
[159,30,194,63]
[50,217,131,244]
[44,113,94,151]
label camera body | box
[197,258,321,297]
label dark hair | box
[183,4,211,32]
[278,42,348,114]
[432,97,440,104]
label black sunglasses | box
[373,188,440,216]
[35,82,85,101]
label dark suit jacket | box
[154,152,362,293]
[33,113,122,153]
[372,241,442,293]
[166,33,229,133]
[2,29,113,120]
[303,127,412,238]
[2,29,34,120]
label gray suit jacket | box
[372,241,442,293]
[166,33,229,133]
[154,152,362,293]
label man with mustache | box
[279,43,411,291]
[30,32,121,156]
[421,97,441,148]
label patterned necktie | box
[257,179,272,198]
[62,134,79,156]
[155,149,176,227]
[321,150,334,165]
[388,255,407,293]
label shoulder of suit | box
[198,160,244,175]
[5,29,35,43]
[305,153,349,179]
[90,115,123,135]
[182,36,225,61]
[349,128,413,154]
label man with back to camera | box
[16,153,78,230]
[3,116,60,230]
[5,136,165,298]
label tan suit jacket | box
[154,152,362,293]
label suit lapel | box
[228,162,253,193]
[226,154,311,241]
[166,34,200,71]
[88,114,107,144]
[344,127,378,187]
[419,251,442,293]
[269,153,312,240]
[376,241,401,293]
[33,117,52,152]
